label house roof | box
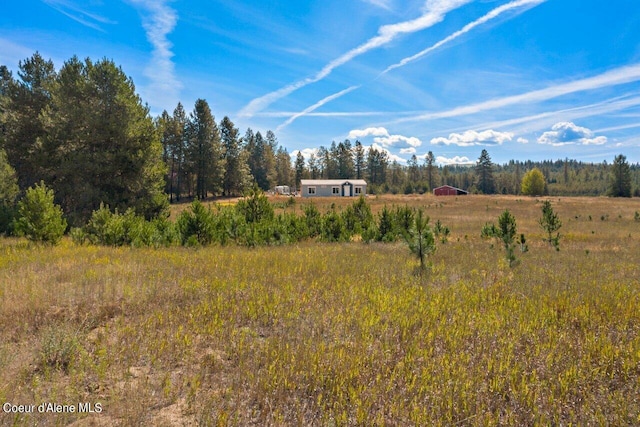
[300,179,367,186]
[434,185,468,193]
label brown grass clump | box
[1,195,639,425]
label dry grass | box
[1,195,639,426]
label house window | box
[332,187,340,195]
[354,187,362,195]
[308,187,316,195]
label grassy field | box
[1,195,639,426]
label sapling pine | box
[497,209,518,267]
[539,200,562,251]
[14,181,67,245]
[518,233,528,253]
[433,219,450,243]
[405,208,436,274]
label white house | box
[300,179,367,198]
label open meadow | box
[1,194,639,426]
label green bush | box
[377,206,396,242]
[342,196,373,235]
[177,200,216,246]
[0,203,16,236]
[14,182,67,245]
[321,210,350,242]
[392,205,415,238]
[303,203,322,238]
[83,204,127,246]
[236,186,274,224]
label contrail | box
[238,0,473,118]
[275,0,546,129]
[382,0,546,75]
[276,86,360,132]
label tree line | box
[1,53,638,232]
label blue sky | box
[2,0,640,166]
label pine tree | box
[294,151,306,189]
[539,200,561,250]
[408,154,420,183]
[405,208,436,273]
[42,57,167,224]
[307,152,319,179]
[275,146,293,187]
[159,103,188,202]
[425,151,436,191]
[608,154,632,197]
[3,52,56,190]
[476,149,496,194]
[220,116,250,196]
[0,148,19,234]
[186,99,223,199]
[354,140,365,179]
[14,181,67,245]
[336,140,355,179]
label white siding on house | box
[300,179,367,197]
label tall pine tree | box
[608,154,632,197]
[220,116,250,196]
[3,52,56,190]
[186,99,223,199]
[41,56,167,224]
[476,149,496,194]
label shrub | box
[321,210,349,242]
[392,205,415,238]
[83,204,127,246]
[177,200,216,246]
[303,203,322,238]
[14,181,67,245]
[236,185,274,224]
[38,324,79,373]
[342,196,373,235]
[377,206,396,242]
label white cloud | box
[290,148,319,160]
[348,127,390,139]
[431,130,514,146]
[348,127,422,148]
[537,122,607,146]
[370,143,406,163]
[400,147,417,154]
[375,134,422,148]
[239,0,473,118]
[435,155,473,165]
[517,137,529,144]
[461,94,640,137]
[130,0,181,110]
[383,0,546,74]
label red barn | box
[433,185,468,196]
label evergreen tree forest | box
[1,53,639,230]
